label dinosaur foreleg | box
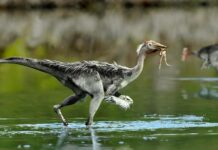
[105,95,133,109]
[105,79,123,96]
[105,84,118,96]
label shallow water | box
[1,114,218,150]
[2,76,218,150]
[5,115,218,133]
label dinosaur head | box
[136,40,170,70]
[136,40,167,56]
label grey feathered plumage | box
[0,57,132,94]
[0,40,167,126]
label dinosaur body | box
[0,40,167,126]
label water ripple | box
[0,115,218,135]
[167,77,218,82]
[18,115,218,131]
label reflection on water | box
[1,115,218,149]
[55,127,69,150]
[198,85,218,99]
[174,77,218,100]
[90,128,101,150]
[144,114,204,121]
[168,77,218,82]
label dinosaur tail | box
[0,57,68,78]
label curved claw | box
[85,117,93,128]
[63,122,69,126]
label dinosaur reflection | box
[55,126,101,150]
[197,84,218,99]
[55,127,70,150]
[90,128,101,150]
[181,84,218,100]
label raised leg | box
[85,93,104,127]
[54,92,86,126]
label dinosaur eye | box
[148,43,152,47]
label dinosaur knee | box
[53,104,61,113]
[96,93,104,100]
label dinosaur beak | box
[144,40,167,55]
[154,42,167,50]
[149,42,167,54]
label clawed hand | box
[105,95,133,109]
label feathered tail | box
[0,57,68,78]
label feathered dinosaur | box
[182,44,218,69]
[0,40,167,127]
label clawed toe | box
[119,95,133,104]
[105,96,115,103]
[85,116,93,128]
[63,122,69,126]
[53,104,60,113]
[85,124,92,129]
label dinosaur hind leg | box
[85,92,104,127]
[54,92,86,126]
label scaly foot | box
[53,104,69,126]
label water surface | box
[1,114,218,150]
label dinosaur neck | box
[191,50,198,56]
[129,52,145,82]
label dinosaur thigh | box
[72,73,104,96]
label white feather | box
[136,43,144,55]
